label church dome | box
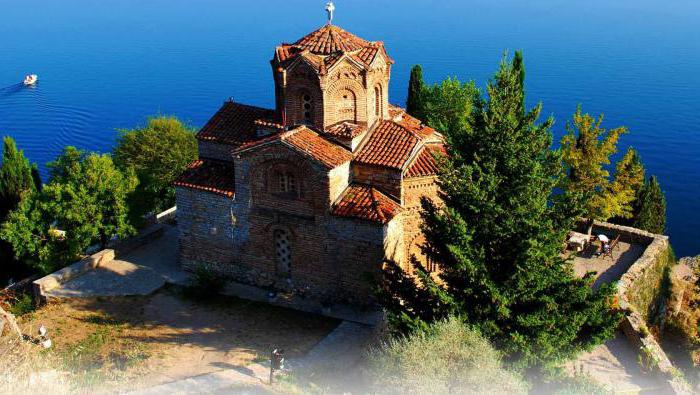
[293,25,370,55]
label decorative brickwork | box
[175,22,443,305]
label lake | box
[1,0,698,256]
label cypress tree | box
[633,176,666,234]
[379,54,621,371]
[406,65,427,121]
[0,136,39,282]
[0,136,38,220]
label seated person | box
[597,234,610,256]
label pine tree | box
[379,53,621,371]
[633,176,666,234]
[406,65,427,121]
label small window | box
[301,94,313,123]
[278,172,296,193]
[274,229,291,277]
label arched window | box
[337,88,357,122]
[375,85,382,117]
[278,172,296,193]
[274,229,291,277]
[301,93,313,124]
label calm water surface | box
[1,0,699,256]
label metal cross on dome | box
[325,1,335,25]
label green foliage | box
[560,108,645,221]
[8,292,35,317]
[366,317,527,394]
[1,147,137,273]
[551,374,612,395]
[632,176,666,234]
[406,65,427,121]
[0,137,41,280]
[422,77,479,138]
[113,116,197,223]
[379,52,621,372]
[0,136,39,220]
[186,265,226,298]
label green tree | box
[0,137,39,220]
[379,53,621,371]
[406,65,427,121]
[560,108,644,223]
[0,136,41,282]
[113,116,197,223]
[632,176,666,234]
[423,77,479,139]
[1,147,137,273]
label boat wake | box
[0,83,24,97]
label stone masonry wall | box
[584,220,691,394]
[198,141,233,162]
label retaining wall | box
[582,220,690,394]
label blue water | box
[1,0,699,256]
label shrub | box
[187,265,226,298]
[365,317,527,394]
[8,292,34,317]
[552,374,612,395]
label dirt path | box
[21,287,339,393]
[568,331,668,393]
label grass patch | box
[9,292,35,316]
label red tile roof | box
[281,127,353,169]
[174,160,236,197]
[332,184,402,224]
[405,144,446,178]
[293,25,369,55]
[355,121,422,169]
[324,121,367,139]
[196,102,280,147]
[273,25,392,72]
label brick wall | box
[352,163,402,199]
[401,176,440,271]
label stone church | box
[174,21,444,305]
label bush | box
[8,292,34,317]
[365,317,527,394]
[187,265,226,298]
[551,374,612,395]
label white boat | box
[23,74,38,85]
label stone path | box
[44,259,164,298]
[125,366,271,395]
[44,225,188,298]
[569,332,668,393]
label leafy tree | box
[379,53,621,371]
[560,108,644,223]
[406,65,427,121]
[113,116,197,223]
[632,176,666,234]
[1,147,137,273]
[423,77,479,139]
